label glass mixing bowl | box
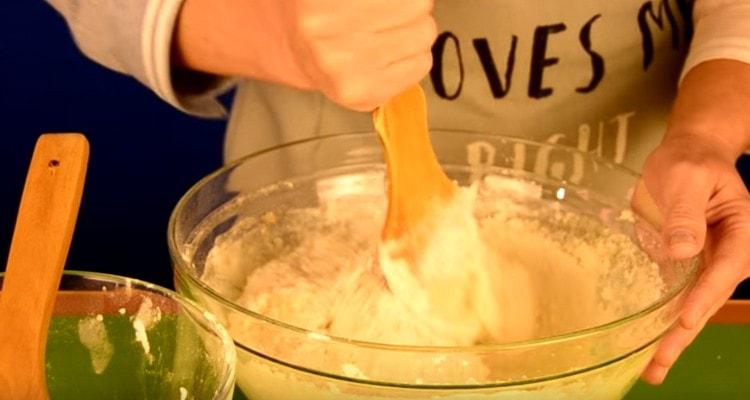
[0,271,236,399]
[169,132,699,399]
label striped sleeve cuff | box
[142,0,235,118]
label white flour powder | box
[201,173,665,395]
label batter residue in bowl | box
[201,173,664,382]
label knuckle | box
[307,43,354,76]
[312,49,340,73]
[666,204,703,225]
[328,78,368,106]
[406,52,434,80]
[664,220,703,239]
[650,352,672,369]
[417,51,434,72]
[418,17,439,47]
[416,0,435,15]
[727,198,750,217]
[706,197,750,231]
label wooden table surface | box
[709,299,750,324]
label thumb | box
[658,179,710,260]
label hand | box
[640,132,750,384]
[285,0,437,110]
[175,0,437,111]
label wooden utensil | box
[373,85,455,258]
[374,86,515,341]
[632,179,664,229]
[0,133,89,399]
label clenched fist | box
[175,0,437,111]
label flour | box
[77,315,114,374]
[201,172,665,391]
[377,185,534,345]
[131,296,162,360]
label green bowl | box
[0,271,236,399]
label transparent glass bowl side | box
[0,271,236,399]
[227,340,656,399]
[168,131,699,389]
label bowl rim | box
[167,130,699,354]
[0,270,238,399]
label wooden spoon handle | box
[374,85,455,240]
[632,179,664,229]
[0,134,89,399]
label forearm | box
[668,0,750,158]
[172,0,309,89]
[667,59,750,160]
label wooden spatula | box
[632,179,664,229]
[373,86,515,342]
[0,134,89,399]
[373,85,456,258]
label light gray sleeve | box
[682,0,750,80]
[46,0,233,117]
